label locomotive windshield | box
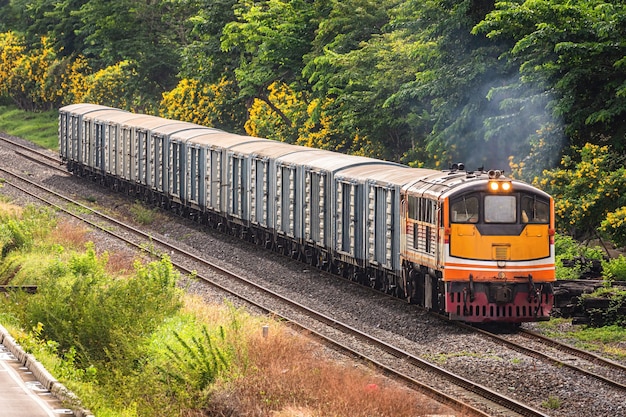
[484,195,516,223]
[450,192,549,224]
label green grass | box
[0,105,59,150]
[537,318,626,359]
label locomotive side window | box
[521,195,549,223]
[408,196,436,224]
[484,195,516,223]
[408,196,437,254]
[451,196,479,223]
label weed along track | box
[1,134,626,416]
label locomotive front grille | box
[492,244,510,260]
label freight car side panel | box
[277,165,297,237]
[366,184,396,270]
[250,158,266,226]
[400,194,439,270]
[304,170,325,244]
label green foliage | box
[161,326,231,392]
[21,248,182,373]
[600,206,626,248]
[81,61,139,110]
[0,205,55,257]
[602,256,626,282]
[27,323,98,383]
[580,287,626,327]
[129,201,156,226]
[221,0,320,99]
[475,0,626,155]
[180,0,240,83]
[542,396,561,410]
[554,233,604,280]
[539,143,626,242]
[0,217,31,256]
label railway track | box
[2,134,625,416]
[0,137,548,417]
[468,324,626,391]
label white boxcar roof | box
[276,150,389,173]
[170,127,224,142]
[61,103,122,117]
[86,109,144,124]
[186,132,269,149]
[335,164,425,187]
[122,115,173,130]
[149,121,207,136]
[228,140,321,159]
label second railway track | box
[1,135,626,417]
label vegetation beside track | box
[0,201,445,417]
[534,319,626,361]
[0,105,58,149]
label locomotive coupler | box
[526,274,537,303]
[533,284,544,316]
[462,274,475,316]
[462,288,469,316]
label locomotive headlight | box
[488,180,512,192]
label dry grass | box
[104,250,137,276]
[49,219,89,250]
[0,201,23,218]
[49,220,137,276]
[194,308,459,417]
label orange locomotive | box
[401,167,555,323]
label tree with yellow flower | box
[540,144,626,247]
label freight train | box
[58,103,555,323]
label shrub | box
[602,255,626,282]
[555,233,604,280]
[22,247,182,374]
[130,201,156,225]
[580,287,626,327]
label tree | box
[179,0,248,131]
[539,143,626,244]
[72,0,197,109]
[475,0,626,158]
[0,0,89,57]
[160,77,247,132]
[221,0,325,141]
[0,32,67,110]
[302,0,415,160]
[385,0,533,170]
[180,0,240,84]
